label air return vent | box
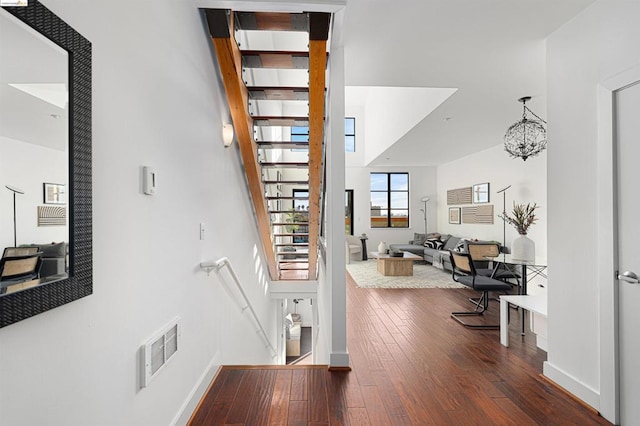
[140,317,181,388]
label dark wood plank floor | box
[189,272,611,425]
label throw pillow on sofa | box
[423,238,444,249]
[413,233,427,246]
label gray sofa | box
[21,242,67,278]
[389,234,496,272]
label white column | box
[326,26,348,367]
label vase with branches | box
[500,202,538,235]
[501,202,538,261]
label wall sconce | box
[222,123,234,148]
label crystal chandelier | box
[504,96,547,161]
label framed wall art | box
[449,207,461,224]
[43,182,66,204]
[472,182,489,204]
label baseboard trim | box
[329,351,349,368]
[543,361,600,411]
[328,366,352,372]
[171,356,221,426]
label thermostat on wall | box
[143,166,156,195]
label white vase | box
[511,234,535,262]
[377,241,387,254]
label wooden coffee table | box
[370,251,422,276]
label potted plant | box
[501,202,538,261]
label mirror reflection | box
[0,8,69,295]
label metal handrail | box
[200,257,277,358]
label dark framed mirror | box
[0,1,92,328]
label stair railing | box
[200,257,277,359]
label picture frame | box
[449,207,461,224]
[43,182,66,204]
[472,182,490,204]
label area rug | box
[346,260,466,289]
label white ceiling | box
[341,0,596,166]
[0,8,68,151]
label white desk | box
[500,295,547,347]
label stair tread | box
[260,162,309,168]
[241,50,311,69]
[257,141,309,149]
[263,180,310,185]
[248,87,309,101]
[269,211,309,215]
[235,12,309,32]
[253,116,311,126]
[274,233,309,237]
[266,196,309,200]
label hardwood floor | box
[188,272,611,425]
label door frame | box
[597,64,640,424]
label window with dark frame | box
[292,189,309,243]
[345,189,354,235]
[345,117,355,152]
[370,173,409,228]
[290,126,309,152]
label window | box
[292,119,354,152]
[292,189,309,243]
[370,173,409,228]
[345,117,355,152]
[345,189,354,235]
[291,126,309,152]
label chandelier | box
[504,96,547,161]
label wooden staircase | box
[203,9,330,281]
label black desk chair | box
[467,243,521,283]
[0,253,43,294]
[2,246,40,258]
[449,250,512,329]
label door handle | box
[618,270,640,284]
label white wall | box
[437,144,547,259]
[345,165,438,249]
[0,1,278,425]
[345,104,438,248]
[0,136,67,246]
[545,1,640,420]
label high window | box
[345,117,355,152]
[292,189,309,243]
[370,173,409,228]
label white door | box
[616,80,640,424]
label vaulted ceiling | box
[341,0,596,166]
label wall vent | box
[141,317,181,388]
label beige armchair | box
[345,235,363,264]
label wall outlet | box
[199,222,205,240]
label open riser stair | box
[203,9,330,281]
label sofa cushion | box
[413,233,427,246]
[442,236,460,251]
[22,242,66,258]
[388,244,425,256]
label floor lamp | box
[496,185,511,253]
[420,196,430,234]
[5,185,24,247]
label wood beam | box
[307,38,327,279]
[207,10,278,280]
